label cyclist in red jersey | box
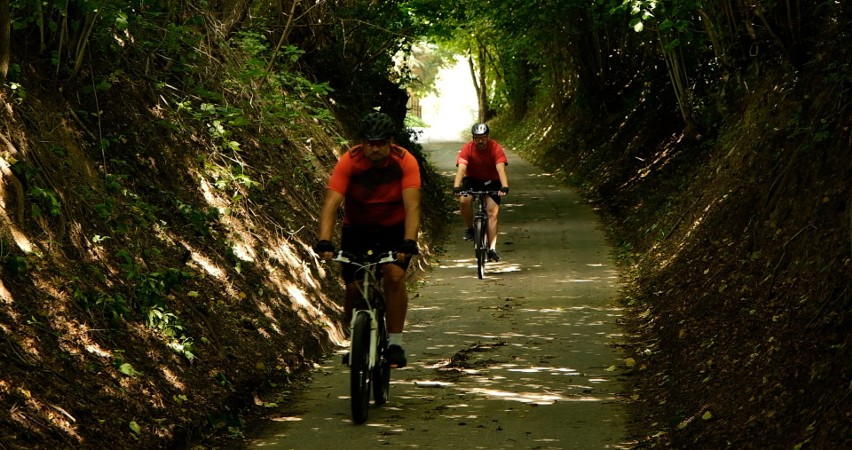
[314,112,421,368]
[452,123,509,262]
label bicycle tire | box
[372,313,390,405]
[474,217,486,279]
[350,311,372,424]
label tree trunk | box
[467,42,488,123]
[657,29,699,137]
[209,0,253,38]
[0,0,9,85]
[467,54,481,122]
[477,43,488,122]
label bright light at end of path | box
[416,57,477,142]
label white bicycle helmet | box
[471,123,489,136]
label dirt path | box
[244,142,631,449]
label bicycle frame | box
[460,190,501,279]
[333,250,395,369]
[334,250,395,424]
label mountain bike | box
[333,250,396,424]
[460,190,501,279]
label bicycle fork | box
[348,309,379,369]
[475,210,488,249]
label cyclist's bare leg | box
[344,282,361,326]
[459,195,474,229]
[381,263,409,334]
[486,197,500,250]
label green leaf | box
[115,13,129,31]
[629,18,644,32]
[129,420,141,436]
[119,363,142,377]
[229,116,251,127]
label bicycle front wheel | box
[474,218,486,279]
[350,311,372,424]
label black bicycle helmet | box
[471,123,489,136]
[361,112,396,140]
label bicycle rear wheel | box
[350,311,372,424]
[372,315,390,405]
[474,217,486,279]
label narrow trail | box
[244,142,631,449]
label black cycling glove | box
[313,240,335,255]
[499,186,510,194]
[397,239,419,255]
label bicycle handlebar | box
[333,250,396,266]
[457,189,502,197]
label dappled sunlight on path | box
[245,142,630,449]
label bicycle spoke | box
[350,311,372,424]
[372,318,390,405]
[475,218,486,279]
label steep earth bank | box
[0,80,447,448]
[499,63,850,448]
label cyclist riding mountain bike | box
[314,111,421,368]
[453,123,509,262]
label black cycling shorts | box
[461,177,503,205]
[340,224,410,284]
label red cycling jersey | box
[328,144,421,227]
[456,139,508,181]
